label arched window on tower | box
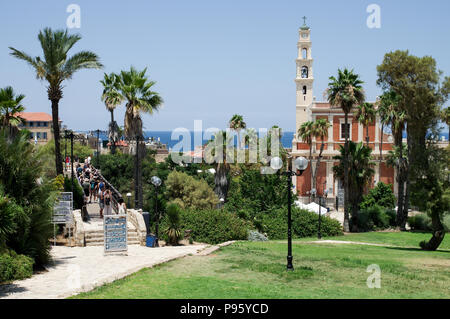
[302,48,307,59]
[301,66,309,79]
[302,86,307,95]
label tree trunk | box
[110,110,116,155]
[313,141,325,197]
[395,131,404,228]
[366,125,369,147]
[214,164,229,205]
[343,112,350,232]
[309,145,314,202]
[51,99,63,176]
[420,212,445,251]
[379,123,383,176]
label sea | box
[80,131,449,151]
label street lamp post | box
[151,176,162,247]
[271,156,308,271]
[126,193,132,208]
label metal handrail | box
[90,165,122,214]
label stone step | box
[85,231,137,238]
[85,236,140,243]
[85,241,140,247]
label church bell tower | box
[295,17,314,139]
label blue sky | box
[0,0,449,132]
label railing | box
[90,166,123,214]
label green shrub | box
[0,130,57,265]
[360,182,396,210]
[259,207,343,240]
[161,209,249,244]
[408,214,432,231]
[163,203,182,246]
[444,214,450,232]
[64,177,85,210]
[165,171,219,210]
[357,205,395,232]
[0,250,34,283]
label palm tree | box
[229,114,246,149]
[9,28,103,175]
[298,121,316,200]
[326,68,365,232]
[333,141,375,232]
[312,119,331,194]
[205,130,234,204]
[378,91,407,228]
[441,107,450,140]
[100,73,123,155]
[115,66,163,208]
[356,102,376,147]
[0,86,25,136]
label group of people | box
[75,158,126,218]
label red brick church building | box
[290,22,396,207]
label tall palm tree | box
[312,119,331,194]
[355,102,376,147]
[326,68,365,232]
[100,73,123,154]
[115,66,163,208]
[333,141,375,232]
[9,28,103,175]
[205,130,234,204]
[378,91,407,228]
[229,114,246,149]
[298,121,315,200]
[441,107,450,140]
[0,86,25,136]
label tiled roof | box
[18,112,53,122]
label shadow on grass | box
[385,246,450,253]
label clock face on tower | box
[302,33,308,38]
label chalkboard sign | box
[104,215,128,254]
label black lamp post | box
[271,156,308,271]
[151,176,162,247]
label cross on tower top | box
[300,16,310,30]
[302,16,307,25]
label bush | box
[408,214,432,231]
[163,203,182,246]
[0,250,34,283]
[259,207,343,240]
[360,182,396,210]
[0,130,57,265]
[160,209,250,244]
[64,177,85,210]
[357,205,395,232]
[165,171,219,210]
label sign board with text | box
[104,215,128,254]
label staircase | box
[84,222,141,246]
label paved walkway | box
[0,244,209,299]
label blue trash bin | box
[146,235,157,247]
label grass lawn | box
[74,232,450,299]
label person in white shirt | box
[118,198,127,215]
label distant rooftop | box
[18,112,55,122]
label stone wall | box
[127,209,147,246]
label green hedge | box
[160,209,250,245]
[357,205,396,232]
[0,250,34,283]
[259,207,343,240]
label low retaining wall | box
[73,209,85,247]
[127,209,147,246]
